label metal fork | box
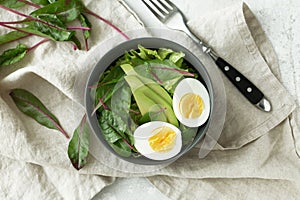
[141,0,271,112]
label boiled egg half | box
[134,121,182,160]
[172,78,210,127]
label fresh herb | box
[68,114,90,170]
[0,0,129,66]
[10,88,69,138]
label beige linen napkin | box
[0,1,299,200]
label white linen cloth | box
[0,0,299,199]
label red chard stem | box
[67,26,91,31]
[28,38,50,52]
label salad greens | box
[10,88,69,138]
[0,0,128,66]
[68,114,89,170]
[93,45,200,157]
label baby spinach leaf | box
[68,114,90,170]
[0,44,28,66]
[0,0,25,8]
[0,31,28,46]
[9,88,69,138]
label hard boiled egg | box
[134,121,182,160]
[172,78,210,127]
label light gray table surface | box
[93,0,300,199]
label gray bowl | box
[85,37,214,165]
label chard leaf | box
[70,35,81,50]
[134,60,193,93]
[0,44,28,66]
[68,114,90,170]
[95,65,124,109]
[0,31,28,46]
[111,83,135,144]
[28,15,75,41]
[30,0,84,23]
[98,110,128,144]
[79,13,92,40]
[0,0,25,8]
[30,0,50,5]
[48,0,57,3]
[110,140,131,157]
[9,89,69,138]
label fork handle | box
[215,57,264,104]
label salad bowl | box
[85,37,214,165]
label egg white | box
[172,78,210,127]
[134,121,182,160]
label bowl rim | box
[84,37,214,165]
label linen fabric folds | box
[0,0,299,199]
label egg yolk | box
[179,93,204,119]
[148,126,176,152]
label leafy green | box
[110,140,131,157]
[0,31,28,46]
[180,124,198,145]
[79,13,92,40]
[94,45,200,158]
[94,64,125,109]
[30,0,84,23]
[98,110,129,143]
[0,44,28,66]
[30,0,50,5]
[68,114,90,170]
[0,0,25,8]
[98,110,134,157]
[9,88,69,138]
[29,14,75,41]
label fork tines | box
[142,0,177,22]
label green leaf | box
[98,110,128,144]
[79,13,92,39]
[68,114,90,170]
[27,15,75,41]
[30,0,84,23]
[30,0,50,5]
[0,31,28,46]
[47,0,57,3]
[180,124,198,145]
[94,65,124,109]
[0,44,28,66]
[110,83,135,144]
[9,89,69,138]
[110,140,131,157]
[69,35,81,50]
[0,0,25,8]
